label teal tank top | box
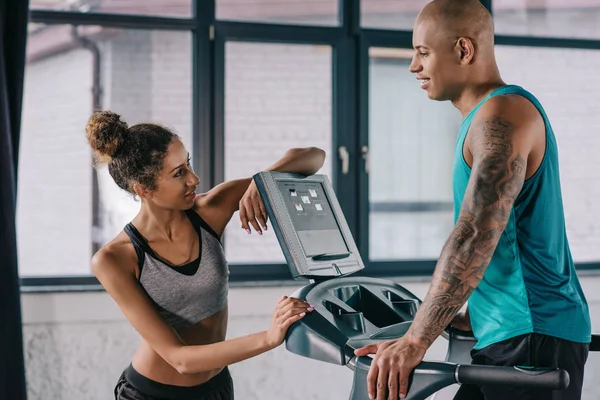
[453,84,591,350]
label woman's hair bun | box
[85,110,129,162]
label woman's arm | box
[93,246,311,374]
[195,146,326,236]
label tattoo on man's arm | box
[410,116,527,346]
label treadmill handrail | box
[350,356,570,400]
[590,334,600,352]
[456,364,570,389]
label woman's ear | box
[133,183,152,200]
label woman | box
[85,110,325,400]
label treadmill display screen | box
[276,181,349,258]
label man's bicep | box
[464,113,529,229]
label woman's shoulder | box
[191,196,226,240]
[92,230,139,280]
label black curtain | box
[0,0,29,398]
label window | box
[361,0,430,30]
[223,42,333,264]
[217,0,339,26]
[495,45,600,262]
[30,0,192,17]
[19,2,600,284]
[17,24,192,277]
[367,48,462,261]
[493,0,600,39]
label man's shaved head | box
[416,0,495,55]
[409,0,504,107]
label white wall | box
[21,274,600,400]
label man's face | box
[409,18,463,101]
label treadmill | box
[253,171,599,400]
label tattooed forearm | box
[408,115,527,348]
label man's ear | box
[456,37,475,64]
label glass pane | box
[493,0,600,39]
[30,0,192,18]
[368,48,462,261]
[224,42,332,264]
[217,0,339,26]
[17,25,192,276]
[361,0,430,30]
[495,46,600,262]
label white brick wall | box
[97,30,193,244]
[149,30,192,146]
[223,42,333,264]
[217,0,339,26]
[18,29,194,277]
[493,8,600,39]
[368,58,461,260]
[495,46,600,262]
[17,48,93,276]
[18,276,600,400]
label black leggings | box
[453,333,589,400]
[114,365,234,400]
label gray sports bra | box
[124,209,229,331]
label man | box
[354,1,591,399]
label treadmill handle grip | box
[457,364,570,390]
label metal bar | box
[228,264,294,283]
[362,29,414,49]
[576,262,600,271]
[341,0,360,35]
[19,261,600,291]
[480,0,493,14]
[362,22,600,52]
[358,260,438,277]
[192,0,216,192]
[357,26,370,264]
[20,276,102,289]
[370,201,454,213]
[495,35,600,50]
[332,0,360,242]
[215,20,343,44]
[30,10,196,30]
[213,32,226,186]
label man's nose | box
[408,56,421,73]
[408,58,422,74]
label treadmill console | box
[253,172,364,279]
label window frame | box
[21,0,600,292]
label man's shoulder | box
[467,90,546,160]
[477,91,541,125]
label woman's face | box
[145,138,200,210]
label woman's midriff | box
[131,306,229,386]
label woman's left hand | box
[239,181,268,235]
